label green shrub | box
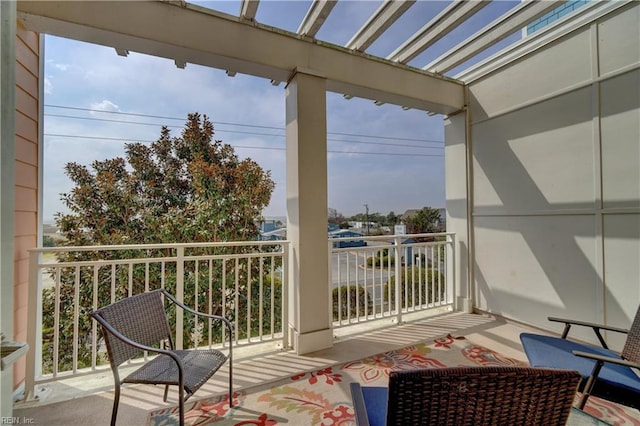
[383,267,445,308]
[332,285,370,321]
[366,248,395,267]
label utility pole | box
[364,204,369,235]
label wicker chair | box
[350,366,581,426]
[520,305,640,410]
[91,289,233,426]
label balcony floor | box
[14,311,545,425]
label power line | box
[44,104,444,145]
[44,113,443,150]
[43,133,444,158]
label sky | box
[42,0,520,223]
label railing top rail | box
[329,232,454,242]
[28,240,291,253]
[36,249,288,268]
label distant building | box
[328,223,340,232]
[260,227,286,241]
[329,229,366,248]
[525,0,590,35]
[260,219,284,233]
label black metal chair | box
[91,289,233,426]
[350,366,581,426]
[520,305,640,410]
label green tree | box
[57,113,273,244]
[385,211,398,226]
[43,113,276,373]
[406,206,442,234]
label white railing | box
[25,241,289,397]
[330,233,455,327]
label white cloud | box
[44,77,52,94]
[90,100,121,113]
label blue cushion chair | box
[350,366,581,426]
[520,305,640,410]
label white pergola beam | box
[425,0,568,74]
[387,0,488,64]
[17,0,464,114]
[345,0,415,52]
[297,0,337,38]
[239,0,259,21]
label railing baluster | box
[175,246,184,350]
[336,252,342,324]
[110,264,116,304]
[247,257,252,342]
[72,266,80,374]
[222,258,227,347]
[91,265,99,370]
[194,258,199,347]
[144,261,149,293]
[355,250,360,322]
[270,256,275,339]
[53,267,60,377]
[234,257,239,345]
[259,255,264,340]
[208,259,213,348]
[394,236,401,322]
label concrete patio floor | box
[13,311,546,425]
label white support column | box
[0,0,17,417]
[285,69,333,354]
[444,109,472,313]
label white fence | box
[25,241,288,397]
[330,233,455,327]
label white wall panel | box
[601,70,640,209]
[474,216,599,333]
[472,88,595,213]
[469,27,592,121]
[598,5,640,75]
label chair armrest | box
[161,289,234,334]
[573,350,640,370]
[548,317,629,334]
[548,316,628,349]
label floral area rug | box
[148,335,639,425]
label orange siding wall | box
[14,20,39,387]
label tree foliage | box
[56,113,274,245]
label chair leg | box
[163,384,169,402]
[179,387,185,426]
[228,363,233,408]
[111,382,121,426]
[578,360,604,409]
